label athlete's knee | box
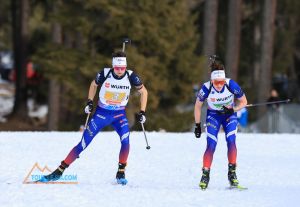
[207,145,216,153]
[77,133,93,152]
[226,133,236,144]
[121,137,129,146]
[206,141,217,153]
[84,124,96,138]
[120,131,130,142]
[226,135,236,148]
[73,142,83,155]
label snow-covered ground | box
[0,131,300,207]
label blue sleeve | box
[95,70,106,85]
[129,72,143,87]
[228,79,244,98]
[196,84,210,102]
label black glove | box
[222,105,234,115]
[137,111,146,123]
[194,123,201,138]
[84,99,93,114]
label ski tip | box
[228,185,248,190]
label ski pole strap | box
[246,99,290,107]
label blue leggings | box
[64,106,130,165]
[203,110,238,168]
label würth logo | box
[105,83,110,88]
[216,94,233,102]
[111,84,130,90]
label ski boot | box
[228,163,239,187]
[199,168,210,190]
[39,161,69,182]
[116,163,128,185]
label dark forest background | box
[0,0,299,131]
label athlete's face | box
[212,79,226,91]
[113,66,126,77]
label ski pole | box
[79,113,91,149]
[122,38,131,52]
[122,38,149,150]
[122,39,149,149]
[246,99,290,107]
[141,123,151,150]
[83,113,91,129]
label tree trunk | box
[202,0,218,80]
[11,0,29,119]
[294,52,300,102]
[258,0,277,102]
[288,54,299,100]
[225,0,242,81]
[47,9,62,131]
[47,79,60,130]
[253,0,262,90]
[257,0,277,131]
[75,31,84,50]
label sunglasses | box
[114,67,126,71]
[212,80,226,85]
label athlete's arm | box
[233,95,247,112]
[129,71,147,111]
[87,80,98,100]
[138,85,148,112]
[228,79,247,112]
[194,83,209,123]
[194,99,204,124]
[88,70,106,100]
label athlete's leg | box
[203,113,221,168]
[223,115,238,164]
[111,111,130,164]
[64,108,112,165]
[39,108,113,182]
[223,114,239,186]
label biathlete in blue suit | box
[41,51,148,185]
[194,56,247,190]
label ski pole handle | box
[122,38,131,52]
